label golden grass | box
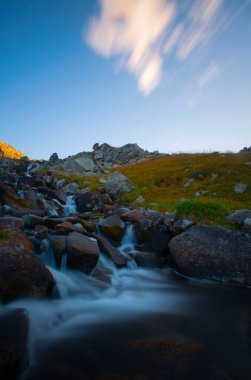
[0,141,25,159]
[116,152,251,216]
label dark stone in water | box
[0,308,29,380]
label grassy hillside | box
[115,152,251,225]
[0,141,25,159]
[53,151,251,225]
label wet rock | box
[48,235,66,268]
[34,225,48,240]
[0,308,29,380]
[134,252,163,268]
[226,210,251,226]
[169,225,251,285]
[106,172,134,198]
[4,206,45,218]
[43,217,66,229]
[234,183,248,193]
[121,209,145,223]
[98,214,126,241]
[0,228,54,301]
[150,224,172,256]
[75,192,101,213]
[25,189,43,210]
[23,214,44,228]
[0,216,24,229]
[55,221,79,234]
[66,232,99,274]
[134,219,153,246]
[96,235,127,267]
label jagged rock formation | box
[0,141,25,160]
[54,142,160,176]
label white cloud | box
[86,0,175,95]
[197,61,220,87]
[85,0,247,95]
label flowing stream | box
[1,228,251,379]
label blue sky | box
[0,0,251,159]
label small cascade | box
[120,224,137,253]
[41,239,56,268]
[38,193,59,216]
[60,253,68,272]
[63,195,77,216]
[25,163,33,177]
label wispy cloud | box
[85,0,248,95]
[197,61,220,87]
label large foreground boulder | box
[66,232,99,274]
[0,309,29,380]
[0,228,54,301]
[169,225,251,285]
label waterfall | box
[63,195,77,216]
[120,224,137,253]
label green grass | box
[174,199,229,225]
[0,230,9,243]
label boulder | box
[171,218,194,235]
[169,225,251,285]
[150,223,172,256]
[61,182,78,195]
[49,152,59,163]
[134,252,163,268]
[48,235,66,268]
[0,309,29,380]
[114,207,131,217]
[64,156,95,173]
[34,225,48,240]
[98,214,126,241]
[0,216,24,230]
[243,218,251,234]
[66,232,99,274]
[23,214,44,228]
[106,172,134,198]
[121,209,145,223]
[226,210,251,226]
[96,235,127,267]
[0,228,54,301]
[75,192,101,213]
[233,183,248,193]
[55,221,79,234]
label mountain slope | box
[0,141,25,159]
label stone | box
[0,228,54,301]
[99,177,107,184]
[234,183,248,193]
[64,156,95,173]
[106,172,134,198]
[243,218,251,234]
[150,223,172,256]
[226,210,251,226]
[245,162,251,167]
[0,309,29,380]
[134,252,163,268]
[171,218,194,235]
[23,214,44,228]
[48,235,66,268]
[98,214,126,241]
[135,195,145,203]
[96,235,127,267]
[114,207,131,217]
[121,210,145,223]
[34,225,48,240]
[55,221,79,233]
[169,225,251,285]
[61,182,78,195]
[49,152,59,163]
[0,216,24,229]
[75,192,101,213]
[66,232,99,274]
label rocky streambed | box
[0,157,251,380]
